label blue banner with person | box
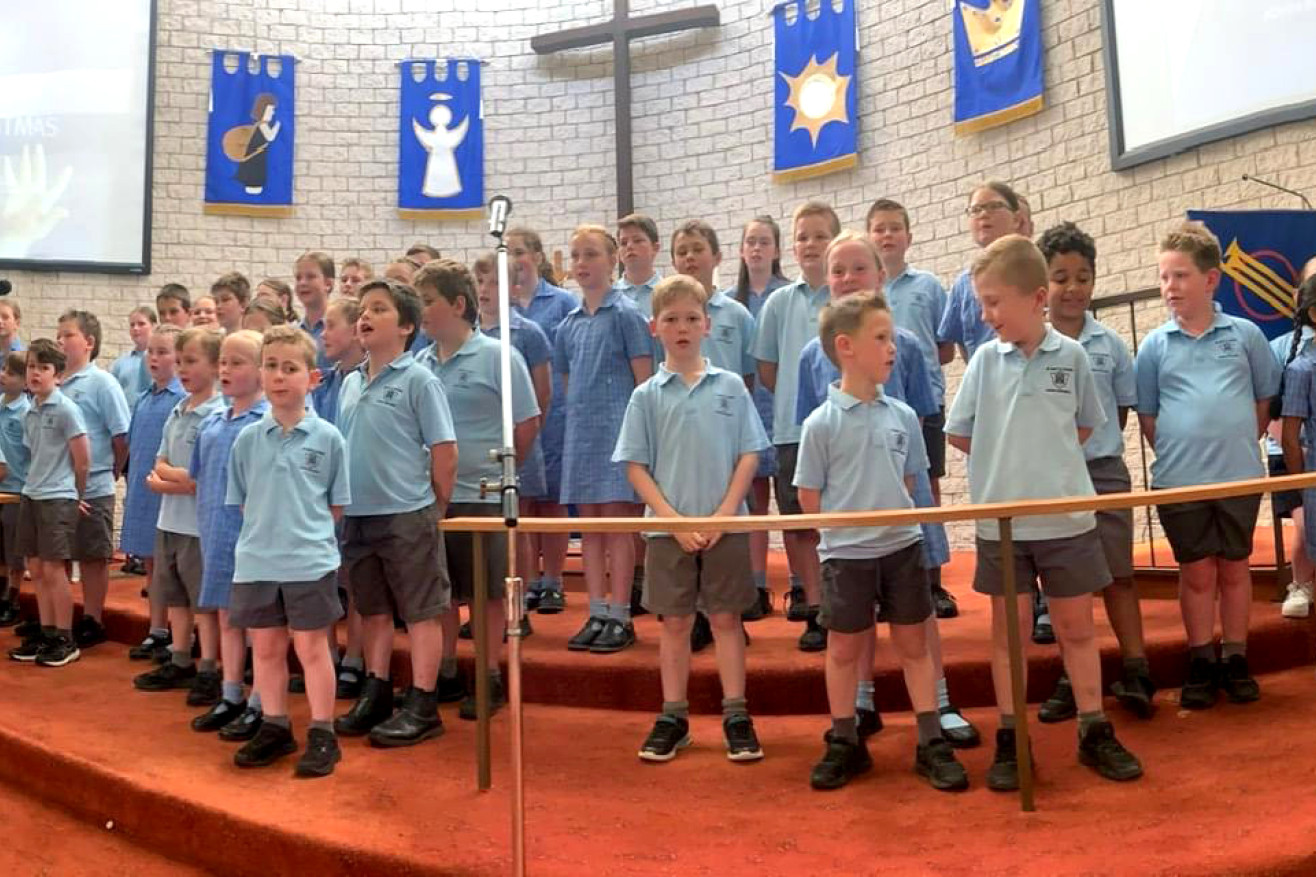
[952,0,1043,135]
[398,59,484,220]
[204,51,295,216]
[772,0,858,184]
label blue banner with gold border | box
[398,59,484,221]
[1188,209,1316,341]
[772,0,858,183]
[952,0,1043,135]
[204,51,295,217]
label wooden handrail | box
[444,472,1316,534]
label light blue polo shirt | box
[886,266,948,403]
[59,362,131,499]
[795,384,926,560]
[227,410,350,583]
[945,327,1105,541]
[1073,313,1136,461]
[0,393,31,494]
[110,349,150,413]
[22,390,87,501]
[702,290,756,377]
[750,278,830,445]
[615,271,661,317]
[300,315,331,371]
[419,331,540,504]
[156,394,225,536]
[1135,308,1279,488]
[338,352,456,516]
[937,269,995,360]
[795,328,938,425]
[612,363,768,529]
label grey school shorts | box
[445,502,508,604]
[773,443,804,516]
[71,494,115,561]
[1156,494,1262,565]
[0,502,25,572]
[342,503,449,623]
[152,530,208,611]
[17,496,79,562]
[229,572,344,631]
[820,541,931,632]
[974,529,1111,599]
[1087,456,1134,580]
[643,533,755,617]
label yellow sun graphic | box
[780,53,852,146]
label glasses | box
[965,200,1012,217]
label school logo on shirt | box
[378,385,404,407]
[1044,367,1073,393]
[1087,352,1111,373]
[889,428,909,455]
[455,368,472,387]
[301,447,325,474]
[1213,337,1240,359]
[715,325,735,345]
[4,420,22,442]
[714,394,735,416]
[41,412,62,430]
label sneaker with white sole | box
[1281,581,1312,619]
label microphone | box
[0,280,10,296]
[1241,174,1314,210]
[488,195,512,239]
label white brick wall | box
[9,0,1315,546]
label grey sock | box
[1000,712,1017,729]
[588,597,607,619]
[439,657,459,679]
[831,716,858,743]
[916,710,942,746]
[264,714,291,729]
[309,719,334,734]
[341,655,364,672]
[1077,710,1106,734]
[722,696,748,718]
[249,691,263,711]
[170,650,193,669]
[1221,641,1246,660]
[199,658,217,674]
[662,700,689,720]
[1190,643,1217,663]
[222,681,244,705]
[609,602,631,623]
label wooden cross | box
[531,1,720,218]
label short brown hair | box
[157,284,190,311]
[244,297,288,328]
[261,324,319,371]
[358,280,423,348]
[405,243,442,262]
[651,275,709,317]
[792,200,841,237]
[1159,220,1222,272]
[176,326,223,363]
[414,259,478,326]
[211,271,252,305]
[670,220,720,256]
[296,251,335,281]
[3,351,26,376]
[130,305,158,324]
[819,293,889,369]
[58,309,102,360]
[865,198,911,232]
[617,213,659,245]
[972,234,1049,292]
[27,338,66,373]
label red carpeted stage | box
[3,537,1316,876]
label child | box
[1036,222,1153,721]
[613,275,767,763]
[406,243,441,264]
[134,328,226,703]
[56,309,131,649]
[7,339,89,667]
[750,200,837,651]
[242,298,288,334]
[555,225,654,653]
[312,297,365,426]
[339,258,373,299]
[118,324,185,662]
[615,213,662,316]
[1280,276,1316,621]
[191,296,219,328]
[335,279,457,748]
[671,220,755,381]
[946,235,1141,789]
[192,331,269,738]
[295,251,334,368]
[732,217,790,619]
[384,257,420,285]
[1136,221,1280,708]
[795,293,968,791]
[0,298,25,353]
[110,306,157,414]
[416,260,539,718]
[0,354,32,628]
[213,272,252,334]
[227,325,349,777]
[156,284,191,328]
[256,278,298,323]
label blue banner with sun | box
[952,0,1043,135]
[772,0,858,183]
[1187,210,1316,341]
[204,51,295,216]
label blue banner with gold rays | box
[1188,210,1316,341]
[398,59,484,221]
[772,0,858,183]
[952,0,1043,135]
[204,51,295,216]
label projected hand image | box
[1,143,74,258]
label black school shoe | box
[1077,720,1143,782]
[742,588,772,622]
[1179,656,1219,710]
[810,731,872,790]
[133,661,197,692]
[294,728,342,779]
[436,674,468,704]
[1039,674,1077,723]
[785,586,809,622]
[931,586,959,619]
[536,589,566,614]
[335,675,394,736]
[1111,669,1157,718]
[938,706,981,748]
[73,616,106,649]
[458,675,506,721]
[1221,654,1261,703]
[369,687,444,748]
[234,722,297,768]
[35,634,81,668]
[8,631,50,662]
[986,727,1035,792]
[218,706,263,742]
[590,619,635,654]
[192,699,246,733]
[856,707,884,739]
[690,613,714,653]
[128,631,172,661]
[797,614,827,652]
[567,616,607,651]
[915,739,970,791]
[187,670,222,707]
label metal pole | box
[998,517,1035,812]
[473,533,491,791]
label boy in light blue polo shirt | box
[227,325,350,778]
[668,220,756,381]
[750,200,838,650]
[795,293,968,793]
[0,352,31,627]
[947,235,1142,792]
[1136,221,1280,710]
[612,276,768,764]
[615,213,663,318]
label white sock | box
[937,677,969,730]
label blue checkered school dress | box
[483,313,552,499]
[119,380,185,557]
[192,401,268,610]
[518,279,579,502]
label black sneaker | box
[932,586,959,619]
[192,699,246,733]
[938,706,981,749]
[537,589,566,614]
[369,687,444,748]
[785,586,808,622]
[523,589,543,612]
[629,575,649,617]
[513,615,533,638]
[915,738,970,791]
[458,675,506,721]
[14,618,41,639]
[638,715,691,762]
[133,661,197,691]
[856,707,884,739]
[797,614,827,653]
[188,670,222,707]
[294,728,342,778]
[73,616,106,649]
[1221,654,1260,703]
[234,722,297,768]
[590,619,635,654]
[690,613,714,653]
[8,631,49,663]
[128,632,172,661]
[1111,668,1157,719]
[742,589,772,622]
[723,714,764,762]
[335,665,365,700]
[1077,719,1142,781]
[567,616,607,651]
[810,731,872,790]
[436,673,467,704]
[986,727,1029,792]
[35,634,80,668]
[121,555,148,576]
[1031,614,1055,646]
[218,706,264,741]
[0,601,19,627]
[458,620,473,640]
[1179,656,1219,710]
[1039,674,1077,723]
[335,675,395,736]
